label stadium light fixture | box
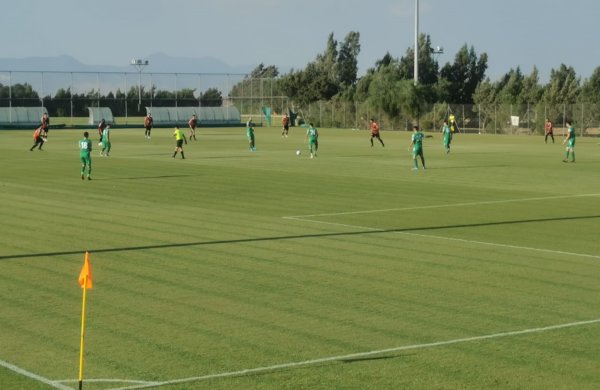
[130,59,149,112]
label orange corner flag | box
[78,252,93,289]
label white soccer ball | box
[98,142,103,146]
[296,150,301,156]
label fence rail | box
[1,71,599,135]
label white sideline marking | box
[285,218,600,260]
[0,359,73,390]
[108,318,600,390]
[283,193,600,219]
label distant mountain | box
[144,53,253,74]
[0,54,256,94]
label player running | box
[306,123,319,158]
[370,118,384,147]
[188,114,198,141]
[442,119,452,153]
[172,125,187,159]
[79,131,93,180]
[562,120,576,163]
[30,126,45,151]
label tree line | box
[2,31,600,125]
[0,84,224,117]
[233,31,600,126]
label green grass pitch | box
[1,126,599,389]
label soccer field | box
[1,126,599,389]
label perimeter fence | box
[1,70,599,136]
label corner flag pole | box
[77,252,93,390]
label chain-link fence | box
[298,101,600,136]
[1,71,599,135]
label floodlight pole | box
[130,59,149,113]
[414,0,419,86]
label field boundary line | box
[283,193,600,219]
[0,359,73,390]
[284,218,600,260]
[108,318,600,390]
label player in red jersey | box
[370,118,385,147]
[98,118,107,144]
[188,114,198,141]
[544,118,554,143]
[144,113,153,139]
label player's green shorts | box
[80,155,91,165]
[102,141,111,149]
[567,140,575,148]
[413,147,423,157]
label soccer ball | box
[296,150,301,156]
[98,142,103,146]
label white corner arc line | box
[283,193,600,219]
[108,318,600,390]
[0,359,73,390]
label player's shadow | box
[1,214,598,261]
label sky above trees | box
[2,0,599,83]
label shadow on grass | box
[423,164,510,170]
[340,355,398,364]
[95,174,199,181]
[1,214,598,261]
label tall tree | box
[398,33,439,86]
[316,33,338,81]
[439,44,488,103]
[495,67,524,105]
[336,31,361,87]
[542,64,579,105]
[200,88,223,107]
[520,66,543,104]
[472,78,499,131]
[579,66,600,104]
[250,63,279,79]
[367,61,403,118]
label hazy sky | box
[2,0,598,82]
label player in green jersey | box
[562,120,576,162]
[246,122,256,151]
[306,123,319,158]
[408,125,431,170]
[100,124,111,156]
[173,125,187,159]
[442,119,452,153]
[79,131,92,180]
